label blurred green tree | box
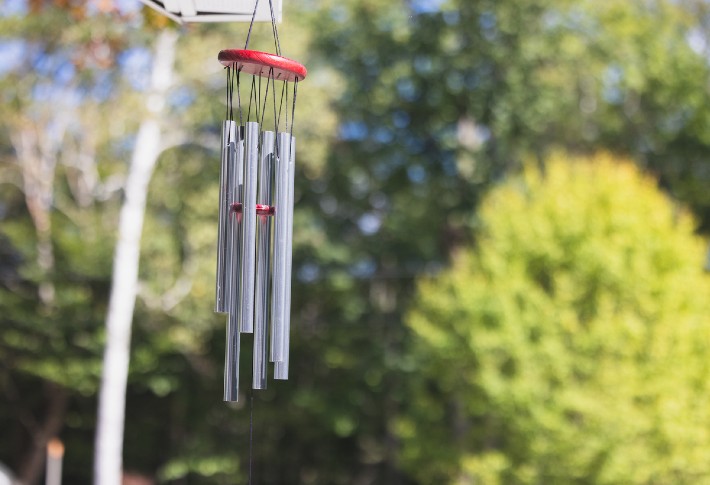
[287,1,710,480]
[401,153,710,484]
[0,3,143,482]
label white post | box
[45,439,64,485]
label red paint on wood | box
[218,49,307,82]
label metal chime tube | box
[215,120,236,313]
[275,136,295,380]
[224,128,243,402]
[270,132,292,362]
[240,122,260,333]
[224,310,241,401]
[253,131,275,389]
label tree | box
[284,1,710,479]
[93,27,178,485]
[401,153,710,484]
[0,3,142,482]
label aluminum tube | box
[270,132,291,362]
[240,122,260,334]
[223,313,240,401]
[228,129,245,322]
[253,130,275,389]
[275,136,295,380]
[224,132,240,315]
[215,120,236,313]
[224,127,243,401]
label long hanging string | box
[249,388,254,485]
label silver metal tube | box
[223,313,240,401]
[270,132,291,362]
[224,131,240,315]
[224,126,243,401]
[215,120,236,313]
[240,122,260,333]
[275,136,295,380]
[253,131,275,389]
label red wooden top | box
[218,49,307,82]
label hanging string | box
[229,67,236,126]
[257,74,263,122]
[225,67,231,122]
[268,0,281,56]
[284,80,289,133]
[260,68,273,128]
[248,388,254,485]
[236,70,243,126]
[271,74,279,135]
[290,79,298,138]
[247,76,257,122]
[244,0,281,56]
[244,0,260,50]
[276,81,287,133]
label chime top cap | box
[219,49,307,82]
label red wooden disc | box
[218,49,307,82]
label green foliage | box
[401,153,710,484]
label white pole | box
[45,439,64,485]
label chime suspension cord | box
[236,71,243,126]
[225,68,230,121]
[249,75,261,123]
[244,0,281,56]
[271,73,279,136]
[249,388,254,485]
[229,67,235,127]
[276,78,287,133]
[226,67,235,129]
[268,0,281,56]
[260,68,273,128]
[290,80,298,139]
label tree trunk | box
[93,29,178,485]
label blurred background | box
[2,0,710,483]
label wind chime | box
[215,2,306,402]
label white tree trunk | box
[94,29,178,485]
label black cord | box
[249,389,254,485]
[244,0,260,50]
[268,0,281,56]
[290,79,298,138]
[244,0,281,56]
[260,67,273,128]
[247,76,257,122]
[225,67,231,122]
[237,70,243,126]
[271,73,279,135]
[229,67,236,126]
